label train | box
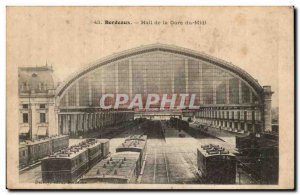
[116,136,147,166]
[235,133,279,184]
[197,144,237,184]
[85,138,110,168]
[236,132,278,151]
[19,135,69,169]
[134,117,147,125]
[79,134,147,184]
[41,138,110,183]
[79,152,141,184]
[169,117,189,130]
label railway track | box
[21,119,237,184]
[163,150,170,183]
[153,148,157,183]
[180,149,201,183]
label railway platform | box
[189,123,241,147]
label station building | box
[19,44,274,139]
[18,65,57,140]
[55,44,273,135]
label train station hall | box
[18,44,278,185]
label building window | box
[240,111,244,120]
[247,111,252,121]
[22,82,28,91]
[40,113,46,123]
[40,104,46,109]
[255,111,261,121]
[39,82,44,90]
[23,113,28,123]
[22,104,28,109]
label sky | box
[7,7,293,108]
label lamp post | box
[28,90,33,141]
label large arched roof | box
[56,44,263,97]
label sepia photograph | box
[6,6,294,190]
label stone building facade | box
[18,65,57,140]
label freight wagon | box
[19,135,69,169]
[41,144,89,183]
[79,151,141,184]
[51,135,69,153]
[41,139,110,183]
[235,133,278,184]
[19,143,29,169]
[98,139,110,158]
[116,136,147,166]
[197,144,236,184]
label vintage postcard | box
[6,6,294,190]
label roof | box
[116,139,146,151]
[46,145,88,159]
[198,144,235,158]
[24,137,52,146]
[50,135,69,140]
[82,139,102,150]
[56,43,264,97]
[18,65,56,95]
[44,139,99,159]
[125,135,147,141]
[82,151,140,181]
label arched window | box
[39,82,45,91]
[22,82,27,91]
